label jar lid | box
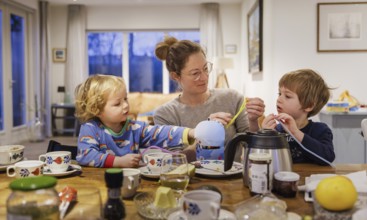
[105,168,123,188]
[249,153,272,161]
[274,171,300,182]
[9,176,57,191]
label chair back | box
[361,119,367,141]
[47,140,78,160]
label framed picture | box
[247,0,263,74]
[317,2,367,52]
[52,48,66,62]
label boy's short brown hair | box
[279,69,331,117]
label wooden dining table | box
[0,163,366,219]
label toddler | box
[74,74,195,168]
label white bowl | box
[0,145,25,165]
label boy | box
[262,69,335,165]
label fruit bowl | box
[312,191,367,220]
[133,192,177,220]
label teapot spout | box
[224,132,250,171]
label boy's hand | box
[262,114,277,129]
[113,153,142,168]
[275,113,305,142]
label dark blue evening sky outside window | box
[87,31,199,93]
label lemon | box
[314,175,357,211]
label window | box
[0,9,3,130]
[11,13,26,127]
[87,31,199,93]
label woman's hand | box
[246,97,265,121]
[246,97,265,132]
[113,153,142,168]
[207,112,232,126]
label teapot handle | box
[224,132,251,171]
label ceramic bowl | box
[134,192,176,220]
[0,145,25,165]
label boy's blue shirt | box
[276,120,335,165]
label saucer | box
[43,164,82,177]
[167,208,236,220]
[138,166,160,179]
[0,158,26,171]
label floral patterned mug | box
[7,160,44,178]
[181,190,221,220]
[39,151,71,173]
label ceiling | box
[47,0,242,6]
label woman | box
[154,36,265,162]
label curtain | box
[65,5,87,102]
[39,1,52,137]
[200,3,224,89]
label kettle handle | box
[224,132,251,171]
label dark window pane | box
[128,32,164,93]
[11,14,26,127]
[88,32,123,76]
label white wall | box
[241,0,367,115]
[49,0,367,115]
[49,4,242,104]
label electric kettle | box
[224,129,293,186]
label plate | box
[167,208,236,220]
[192,160,243,177]
[43,164,82,177]
[138,166,160,179]
[0,158,26,171]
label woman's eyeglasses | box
[183,62,213,81]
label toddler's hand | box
[115,153,142,168]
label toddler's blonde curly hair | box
[74,74,126,123]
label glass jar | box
[248,152,272,195]
[7,176,60,220]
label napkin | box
[298,170,367,202]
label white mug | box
[7,160,44,178]
[121,168,141,198]
[181,190,221,220]
[0,145,24,165]
[143,152,172,174]
[39,151,71,173]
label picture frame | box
[247,0,263,74]
[52,48,66,62]
[317,2,367,52]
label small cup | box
[39,151,71,173]
[7,160,44,178]
[273,171,300,198]
[0,145,24,165]
[121,168,141,198]
[181,190,221,220]
[143,152,172,174]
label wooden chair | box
[47,140,78,160]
